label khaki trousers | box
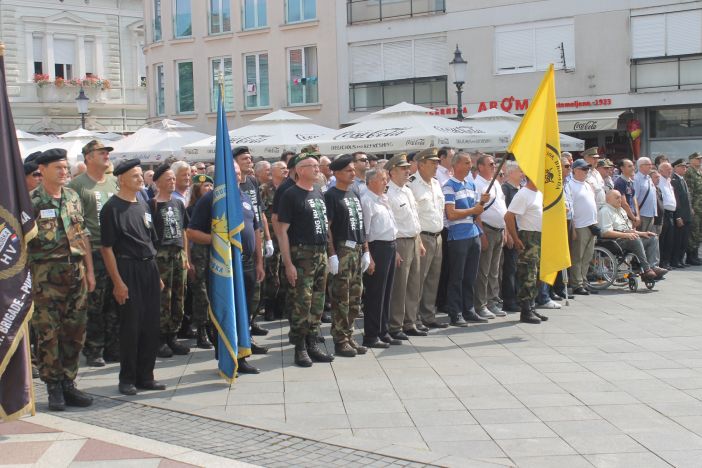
[389,236,421,333]
[474,226,503,310]
[418,232,442,324]
[570,227,595,288]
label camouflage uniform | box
[156,246,188,334]
[684,166,702,258]
[188,243,210,326]
[29,185,89,383]
[516,230,541,305]
[260,182,282,316]
[330,245,363,344]
[287,245,327,345]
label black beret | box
[330,154,353,171]
[672,158,688,168]
[113,158,141,176]
[25,151,42,164]
[24,161,39,175]
[36,148,68,165]
[152,163,170,181]
[233,146,250,158]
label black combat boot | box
[167,334,190,355]
[197,325,213,349]
[47,382,66,411]
[519,302,541,324]
[157,335,173,358]
[62,380,93,407]
[294,342,313,367]
[306,335,334,363]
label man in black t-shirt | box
[324,154,370,358]
[100,159,166,396]
[151,164,191,358]
[278,152,335,367]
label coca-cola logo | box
[231,135,273,144]
[333,127,410,140]
[295,133,319,141]
[573,121,598,131]
[432,125,485,135]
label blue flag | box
[208,87,251,382]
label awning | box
[558,110,625,132]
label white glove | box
[264,240,274,258]
[328,255,339,275]
[361,252,371,273]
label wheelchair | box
[586,239,656,292]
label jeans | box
[445,236,481,319]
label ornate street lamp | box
[75,87,89,129]
[449,45,468,121]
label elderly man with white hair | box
[170,160,191,205]
[254,160,272,186]
[582,147,606,209]
[633,157,659,267]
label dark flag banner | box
[0,43,37,421]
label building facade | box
[338,0,702,159]
[142,0,339,132]
[1,0,147,133]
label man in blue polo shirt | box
[442,150,489,327]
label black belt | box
[420,231,441,238]
[483,223,504,232]
[396,236,415,240]
[116,254,154,261]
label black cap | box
[233,146,250,158]
[672,158,688,168]
[113,158,141,176]
[330,154,353,171]
[152,163,170,181]
[36,148,68,165]
[407,152,417,162]
[25,151,42,164]
[24,161,39,175]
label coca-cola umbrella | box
[312,102,508,154]
[182,110,334,161]
[464,108,584,152]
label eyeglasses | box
[563,164,571,168]
[32,172,42,178]
[356,158,369,163]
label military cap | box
[385,153,411,171]
[582,147,600,158]
[596,158,613,168]
[572,159,590,170]
[672,158,688,168]
[407,152,417,162]
[36,148,68,165]
[232,146,250,158]
[292,151,319,168]
[299,144,321,157]
[25,151,42,164]
[152,163,171,181]
[329,154,353,171]
[689,152,702,161]
[415,147,440,163]
[192,174,214,185]
[24,161,39,175]
[82,139,113,155]
[113,158,141,176]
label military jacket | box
[260,182,276,240]
[29,185,89,261]
[684,168,702,212]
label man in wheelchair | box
[598,190,668,280]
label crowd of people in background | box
[22,139,702,411]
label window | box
[286,0,316,23]
[174,0,192,38]
[209,0,231,34]
[176,61,194,113]
[347,0,445,24]
[494,19,575,74]
[210,57,234,111]
[288,46,318,105]
[54,38,75,79]
[243,0,267,30]
[33,36,43,75]
[631,55,702,92]
[153,0,162,41]
[84,40,95,76]
[350,76,447,111]
[631,9,702,58]
[650,106,702,139]
[244,53,269,108]
[155,64,165,115]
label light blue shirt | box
[633,172,657,217]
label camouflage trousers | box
[31,259,88,383]
[83,251,119,359]
[262,240,281,311]
[330,245,363,344]
[689,212,702,254]
[287,245,327,345]
[156,246,187,335]
[516,230,541,304]
[188,243,210,327]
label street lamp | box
[75,87,89,129]
[449,45,468,121]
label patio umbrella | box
[110,119,211,164]
[312,102,508,154]
[22,138,91,165]
[182,109,334,161]
[58,128,123,141]
[15,130,54,155]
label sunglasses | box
[32,172,42,178]
[356,158,369,163]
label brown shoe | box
[334,342,357,358]
[349,340,367,355]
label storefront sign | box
[430,96,615,116]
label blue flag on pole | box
[208,86,251,382]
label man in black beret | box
[24,151,43,192]
[671,159,693,267]
[324,154,370,357]
[100,158,167,395]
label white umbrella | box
[22,139,90,165]
[15,130,51,155]
[464,108,585,152]
[58,128,124,141]
[110,119,211,164]
[312,102,507,154]
[182,110,334,161]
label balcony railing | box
[631,54,702,93]
[347,0,445,24]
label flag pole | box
[484,153,511,194]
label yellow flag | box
[507,64,570,284]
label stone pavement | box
[30,265,702,466]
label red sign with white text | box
[430,96,614,116]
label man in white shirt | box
[436,147,453,187]
[473,154,508,318]
[657,162,677,268]
[386,154,426,340]
[583,147,606,209]
[598,190,665,280]
[408,148,449,330]
[569,159,599,295]
[634,157,658,232]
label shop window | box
[650,106,702,139]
